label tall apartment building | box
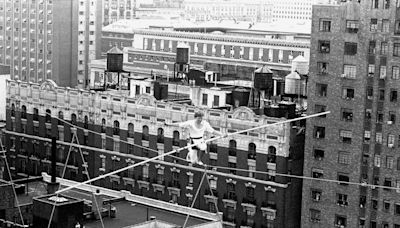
[77,0,103,89]
[272,0,335,23]
[302,1,400,228]
[183,0,274,23]
[0,0,77,87]
[103,0,135,26]
[0,0,101,88]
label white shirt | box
[178,119,214,138]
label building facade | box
[103,0,135,26]
[302,1,400,228]
[0,0,102,88]
[100,28,310,81]
[0,0,77,87]
[5,79,305,228]
[183,0,273,23]
[77,0,103,89]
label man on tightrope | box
[165,111,225,165]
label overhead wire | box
[38,110,400,192]
[55,110,331,194]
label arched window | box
[45,109,51,123]
[229,140,237,156]
[268,146,276,163]
[58,111,63,125]
[142,125,149,141]
[128,123,134,138]
[84,116,89,129]
[11,103,15,117]
[113,120,120,135]
[248,143,256,159]
[33,108,39,121]
[71,113,77,125]
[172,131,180,146]
[157,128,164,143]
[21,105,27,119]
[101,118,106,133]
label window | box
[342,87,354,99]
[113,120,119,135]
[364,130,371,142]
[335,215,347,227]
[228,140,237,156]
[374,155,381,167]
[312,168,323,178]
[337,193,348,206]
[319,19,331,32]
[384,0,390,9]
[376,132,383,144]
[338,174,349,185]
[344,42,357,55]
[33,108,39,121]
[128,123,134,138]
[172,131,180,146]
[380,66,387,79]
[390,90,398,102]
[368,64,375,76]
[314,126,325,139]
[21,105,26,119]
[314,148,324,160]
[315,104,326,117]
[369,41,376,54]
[311,190,321,201]
[396,21,400,34]
[316,83,327,96]
[317,62,328,74]
[202,94,208,105]
[346,20,359,33]
[338,152,350,164]
[372,0,379,8]
[394,43,400,57]
[386,156,394,169]
[379,89,385,100]
[382,19,390,32]
[370,19,378,32]
[248,143,256,159]
[101,118,106,133]
[213,95,219,107]
[343,65,356,78]
[340,130,352,143]
[341,108,353,121]
[142,126,149,141]
[318,40,330,53]
[389,112,396,124]
[381,42,388,55]
[310,209,321,222]
[393,66,400,79]
[396,204,400,215]
[157,128,164,143]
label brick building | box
[302,1,400,227]
[5,79,305,228]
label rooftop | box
[7,174,218,228]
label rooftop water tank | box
[284,71,306,96]
[291,55,309,75]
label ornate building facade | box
[5,79,305,228]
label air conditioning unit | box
[388,144,394,148]
[341,74,347,78]
[387,121,393,125]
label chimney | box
[47,137,59,194]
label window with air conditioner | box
[339,130,352,143]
